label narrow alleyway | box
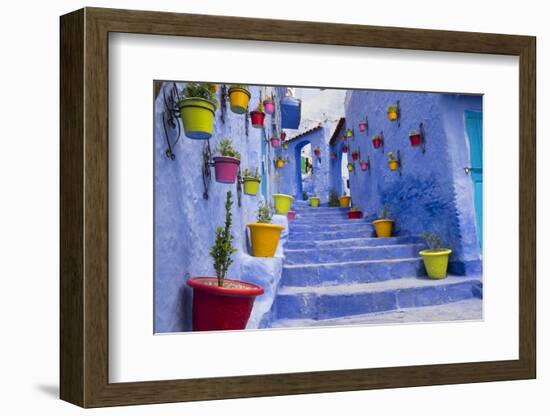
[269,201,483,327]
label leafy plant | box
[256,201,273,224]
[387,151,397,161]
[379,205,390,219]
[422,232,445,252]
[409,130,419,136]
[302,191,308,201]
[216,138,241,160]
[350,205,361,212]
[243,167,261,181]
[387,104,398,112]
[230,84,249,91]
[180,82,218,106]
[328,190,340,207]
[209,191,237,287]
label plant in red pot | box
[187,191,264,331]
[351,150,359,161]
[250,101,266,128]
[372,133,383,149]
[342,143,348,153]
[213,138,241,184]
[409,129,422,146]
[348,205,363,219]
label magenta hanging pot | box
[358,121,368,132]
[360,160,369,171]
[372,136,382,149]
[213,156,240,184]
[342,144,348,153]
[281,131,287,140]
[250,111,265,128]
[271,137,281,147]
[351,151,359,161]
[263,99,275,115]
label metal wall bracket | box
[162,82,181,160]
[220,84,228,125]
[419,122,426,153]
[236,170,242,207]
[201,141,214,200]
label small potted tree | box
[178,82,218,140]
[213,138,241,184]
[309,194,320,207]
[263,95,275,115]
[187,191,264,331]
[419,232,452,279]
[247,201,285,257]
[388,151,399,171]
[339,194,351,207]
[372,205,394,237]
[328,190,340,207]
[250,101,266,128]
[228,85,251,114]
[242,167,262,196]
[348,205,363,219]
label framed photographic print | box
[60,7,536,408]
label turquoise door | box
[465,110,483,248]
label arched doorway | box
[294,140,312,200]
[340,150,350,196]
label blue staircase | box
[269,201,482,326]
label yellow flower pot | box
[276,159,285,168]
[309,197,320,207]
[247,223,285,257]
[272,193,294,214]
[419,249,452,279]
[228,86,251,114]
[387,110,398,121]
[243,178,260,196]
[388,160,399,171]
[178,98,217,140]
[339,196,351,207]
[372,219,394,237]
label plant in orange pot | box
[372,205,394,238]
[247,201,284,257]
[187,191,264,331]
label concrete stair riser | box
[285,236,423,250]
[289,229,375,241]
[289,222,374,232]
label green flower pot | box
[178,97,216,140]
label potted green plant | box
[372,205,394,237]
[213,138,241,184]
[247,201,285,257]
[388,151,399,171]
[228,84,250,114]
[348,205,363,219]
[187,191,264,331]
[178,82,218,140]
[328,190,340,207]
[242,167,261,196]
[419,232,452,279]
[302,191,308,201]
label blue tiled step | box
[285,235,423,250]
[293,207,349,214]
[289,222,373,233]
[285,243,426,265]
[288,228,375,241]
[291,218,369,226]
[281,257,425,286]
[273,276,482,321]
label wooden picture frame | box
[60,7,536,408]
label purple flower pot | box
[271,137,281,147]
[213,156,240,184]
[358,122,368,132]
[264,99,275,115]
[287,211,297,220]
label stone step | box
[270,297,483,327]
[285,243,426,265]
[273,276,482,321]
[292,206,349,213]
[285,235,423,250]
[291,218,369,226]
[289,222,374,232]
[288,228,375,241]
[281,257,425,286]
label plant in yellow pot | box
[272,193,293,214]
[178,82,218,140]
[228,84,251,114]
[242,167,262,196]
[387,151,400,171]
[247,201,284,257]
[419,232,452,279]
[372,205,394,237]
[339,195,351,207]
[309,194,320,207]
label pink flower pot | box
[250,111,265,128]
[271,137,281,147]
[360,161,369,171]
[281,131,286,140]
[213,156,240,184]
[263,99,275,115]
[287,211,297,220]
[358,122,368,132]
[351,152,359,161]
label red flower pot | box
[342,144,348,153]
[348,210,363,219]
[271,137,281,147]
[187,277,264,331]
[287,211,297,220]
[313,148,320,157]
[281,131,286,140]
[213,156,240,184]
[360,161,369,171]
[358,122,368,132]
[351,152,359,161]
[372,137,382,149]
[263,99,275,115]
[409,133,422,146]
[250,111,265,128]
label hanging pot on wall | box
[263,98,275,115]
[360,160,369,171]
[243,177,261,196]
[409,130,422,146]
[250,110,265,128]
[387,104,399,121]
[372,135,383,149]
[351,151,359,161]
[342,144,348,153]
[358,121,368,132]
[270,136,281,147]
[228,86,251,114]
[178,97,217,140]
[213,156,240,183]
[313,146,321,157]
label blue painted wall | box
[154,82,288,333]
[337,90,482,274]
[278,127,332,203]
